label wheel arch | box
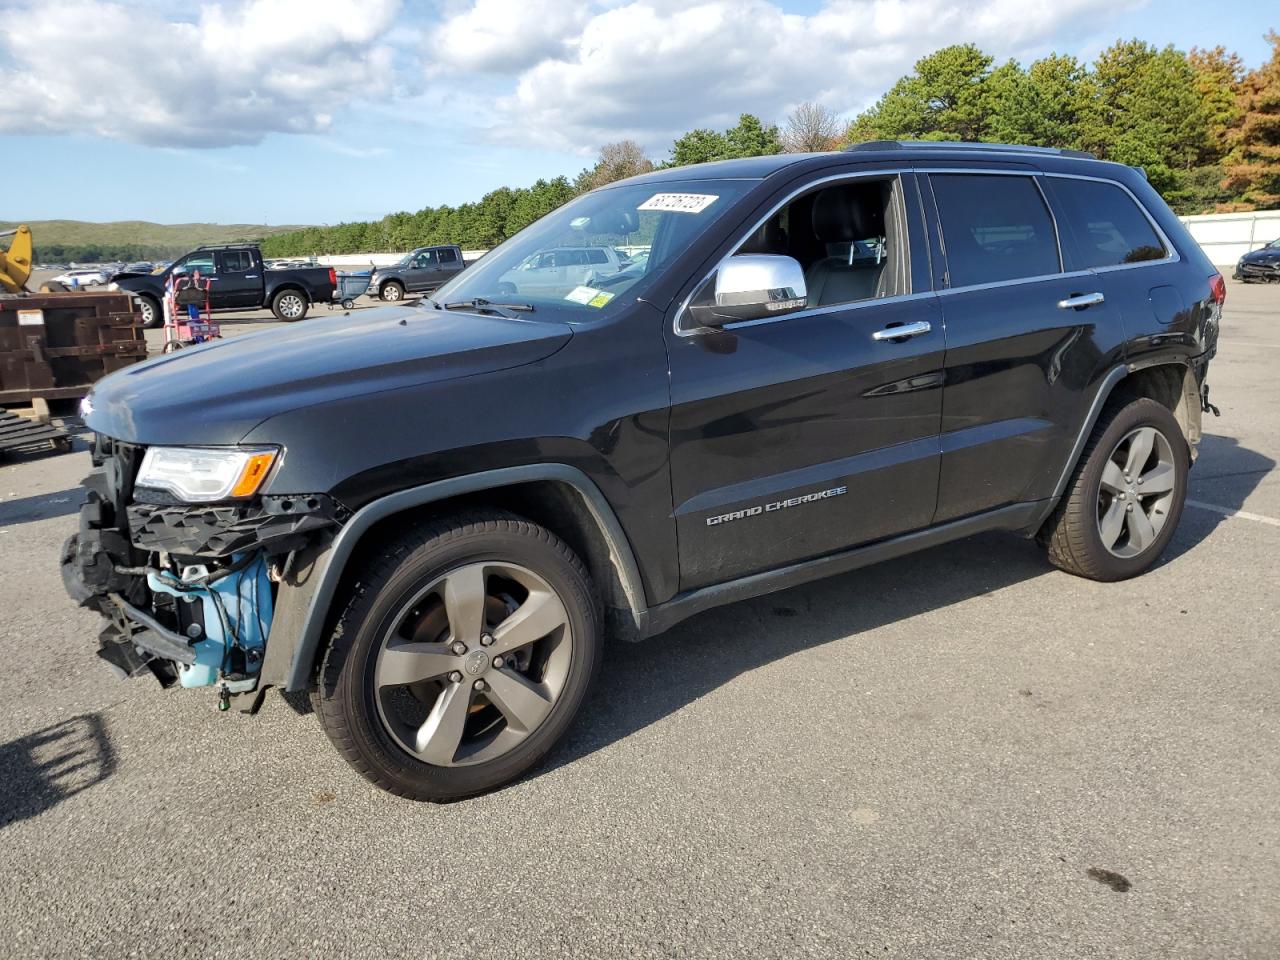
[270,282,311,304]
[272,464,650,692]
[1027,359,1202,535]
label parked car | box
[368,245,466,301]
[65,142,1221,802]
[123,261,154,274]
[1234,238,1280,282]
[50,268,108,287]
[109,244,337,326]
[495,245,627,296]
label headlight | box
[106,282,120,291]
[136,446,280,501]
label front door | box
[664,172,944,592]
[406,249,437,291]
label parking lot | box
[1,279,1276,958]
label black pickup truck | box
[67,142,1221,802]
[110,244,336,327]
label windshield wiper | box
[442,297,535,317]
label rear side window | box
[1050,177,1167,268]
[437,247,458,263]
[218,250,253,273]
[931,174,1060,287]
[586,249,610,264]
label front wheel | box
[1039,397,1189,581]
[136,294,162,329]
[313,512,600,801]
[380,281,404,302]
[271,289,309,321]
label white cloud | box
[0,0,402,146]
[432,0,591,73]
[482,0,1144,153]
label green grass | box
[2,219,312,263]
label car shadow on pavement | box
[1164,432,1276,562]
[542,433,1273,778]
[0,486,83,527]
[0,713,115,830]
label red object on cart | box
[163,271,221,352]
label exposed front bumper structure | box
[62,435,345,710]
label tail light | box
[1209,272,1226,306]
[328,267,337,287]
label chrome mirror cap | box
[688,254,808,327]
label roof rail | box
[191,242,261,251]
[845,140,1096,160]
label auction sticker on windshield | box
[638,193,718,214]
[565,286,615,308]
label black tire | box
[271,289,309,321]
[380,281,404,302]
[341,298,355,310]
[1038,397,1189,581]
[136,294,162,329]
[312,511,601,801]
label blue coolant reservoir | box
[147,554,274,690]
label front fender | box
[263,463,649,692]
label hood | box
[1242,248,1280,262]
[84,304,573,445]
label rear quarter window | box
[1050,177,1167,268]
[930,174,1061,287]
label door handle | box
[245,274,259,279]
[1057,291,1105,310]
[871,320,931,342]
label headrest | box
[738,218,786,254]
[811,186,885,241]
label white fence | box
[1180,210,1280,267]
[308,211,1279,272]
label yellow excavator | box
[0,224,34,293]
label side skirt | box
[643,501,1046,637]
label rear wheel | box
[1039,397,1188,581]
[313,512,600,801]
[271,289,309,321]
[380,281,404,302]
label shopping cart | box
[332,271,372,310]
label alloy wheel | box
[279,294,305,319]
[373,561,572,767]
[1096,426,1177,558]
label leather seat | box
[805,187,886,306]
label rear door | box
[213,250,262,308]
[922,169,1129,523]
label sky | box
[0,0,1274,226]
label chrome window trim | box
[673,167,909,338]
[673,164,1182,338]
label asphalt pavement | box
[1,280,1276,959]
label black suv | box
[64,142,1222,801]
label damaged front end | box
[61,435,346,712]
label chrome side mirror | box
[687,254,807,327]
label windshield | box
[430,179,754,318]
[1269,238,1280,249]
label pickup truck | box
[66,142,1221,802]
[368,244,467,301]
[110,244,337,327]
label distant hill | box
[1,219,312,264]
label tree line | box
[262,32,1280,258]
